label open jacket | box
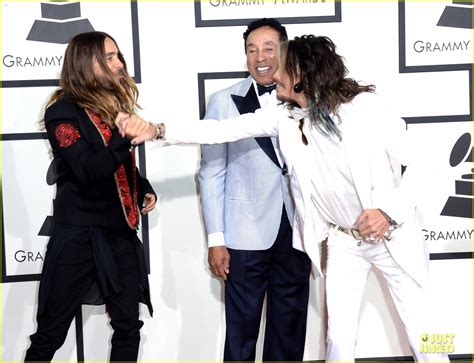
[39,96,155,316]
[198,76,294,250]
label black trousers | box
[25,229,143,362]
[223,208,312,362]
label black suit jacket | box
[45,96,155,229]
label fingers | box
[118,113,152,141]
[211,265,228,280]
[354,209,368,227]
[208,246,230,281]
[209,262,229,280]
[355,209,390,240]
[129,122,156,145]
[131,135,148,145]
[141,193,157,215]
[115,112,130,137]
[115,111,129,124]
[125,115,141,136]
[117,113,138,138]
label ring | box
[366,235,376,243]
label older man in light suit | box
[198,19,311,361]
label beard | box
[96,70,126,90]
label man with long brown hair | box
[25,31,156,362]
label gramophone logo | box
[27,0,94,44]
[2,0,138,87]
[399,0,472,72]
[441,133,473,218]
[437,0,473,29]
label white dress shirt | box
[304,119,363,229]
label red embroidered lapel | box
[86,110,139,229]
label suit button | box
[281,166,288,175]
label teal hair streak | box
[308,99,341,140]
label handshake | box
[115,112,165,145]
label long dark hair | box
[45,31,139,127]
[283,35,375,137]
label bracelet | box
[378,208,398,228]
[153,122,165,140]
[378,209,398,241]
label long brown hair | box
[283,35,375,137]
[45,31,139,127]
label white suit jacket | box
[162,93,429,286]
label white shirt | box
[305,119,363,229]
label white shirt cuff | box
[207,232,226,248]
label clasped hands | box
[115,112,157,144]
[114,112,157,215]
[114,113,393,243]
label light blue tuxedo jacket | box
[198,76,294,250]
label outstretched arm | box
[117,108,281,145]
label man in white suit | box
[198,19,311,361]
[268,35,451,363]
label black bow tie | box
[257,83,276,96]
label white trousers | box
[325,227,450,363]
